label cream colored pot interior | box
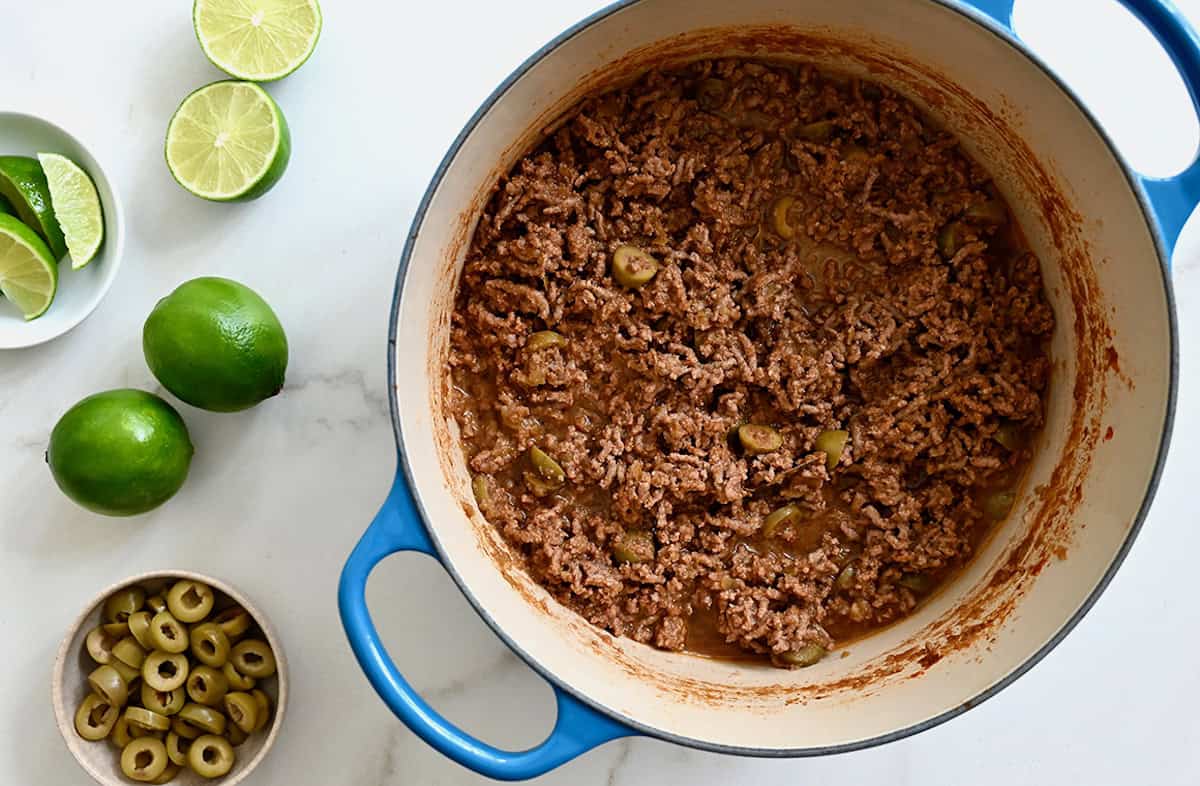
[393,0,1172,751]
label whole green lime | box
[143,277,288,412]
[48,389,194,517]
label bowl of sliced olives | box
[52,572,287,785]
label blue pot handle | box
[338,469,636,781]
[960,0,1200,255]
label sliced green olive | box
[165,731,191,766]
[190,623,230,668]
[188,734,235,779]
[696,78,728,111]
[186,665,229,707]
[774,644,828,669]
[166,580,214,624]
[938,221,967,259]
[111,713,139,748]
[762,504,801,538]
[177,703,226,736]
[994,422,1022,452]
[121,736,168,782]
[965,197,1008,225]
[143,651,189,692]
[103,587,146,624]
[127,611,154,650]
[250,689,272,732]
[222,691,259,734]
[898,574,933,593]
[795,119,836,142]
[526,330,566,351]
[528,448,564,484]
[771,196,797,239]
[113,636,147,669]
[85,622,128,665]
[125,706,170,733]
[221,661,256,692]
[738,424,783,455]
[612,245,660,288]
[815,429,850,472]
[170,717,202,740]
[75,694,119,741]
[141,683,185,716]
[227,723,249,747]
[230,639,277,679]
[149,611,189,654]
[842,144,870,164]
[524,473,558,497]
[612,530,655,564]
[983,491,1017,520]
[88,664,129,708]
[150,763,182,784]
[471,475,490,507]
[210,606,253,642]
[836,564,857,590]
[110,657,142,684]
[145,595,168,615]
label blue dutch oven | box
[341,0,1195,778]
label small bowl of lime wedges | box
[0,111,124,349]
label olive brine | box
[74,579,278,782]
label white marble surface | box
[3,1,1200,784]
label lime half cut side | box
[193,0,322,82]
[0,213,58,320]
[165,81,291,202]
[38,153,104,270]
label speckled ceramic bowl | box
[53,571,287,786]
[342,0,1192,779]
[0,111,124,349]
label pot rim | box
[384,0,1180,756]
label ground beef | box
[447,59,1053,667]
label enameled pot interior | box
[392,0,1172,751]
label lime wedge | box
[0,156,67,259]
[38,154,104,270]
[164,81,291,202]
[0,213,58,320]
[193,0,322,82]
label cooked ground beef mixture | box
[447,59,1054,669]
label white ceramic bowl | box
[342,0,1188,778]
[53,571,287,786]
[0,111,124,349]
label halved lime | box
[165,81,291,202]
[0,213,58,320]
[0,156,67,259]
[193,0,322,82]
[38,153,104,270]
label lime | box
[47,389,194,517]
[0,156,67,259]
[0,194,13,215]
[164,81,291,201]
[193,0,322,82]
[144,277,288,412]
[38,153,104,270]
[0,213,58,320]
